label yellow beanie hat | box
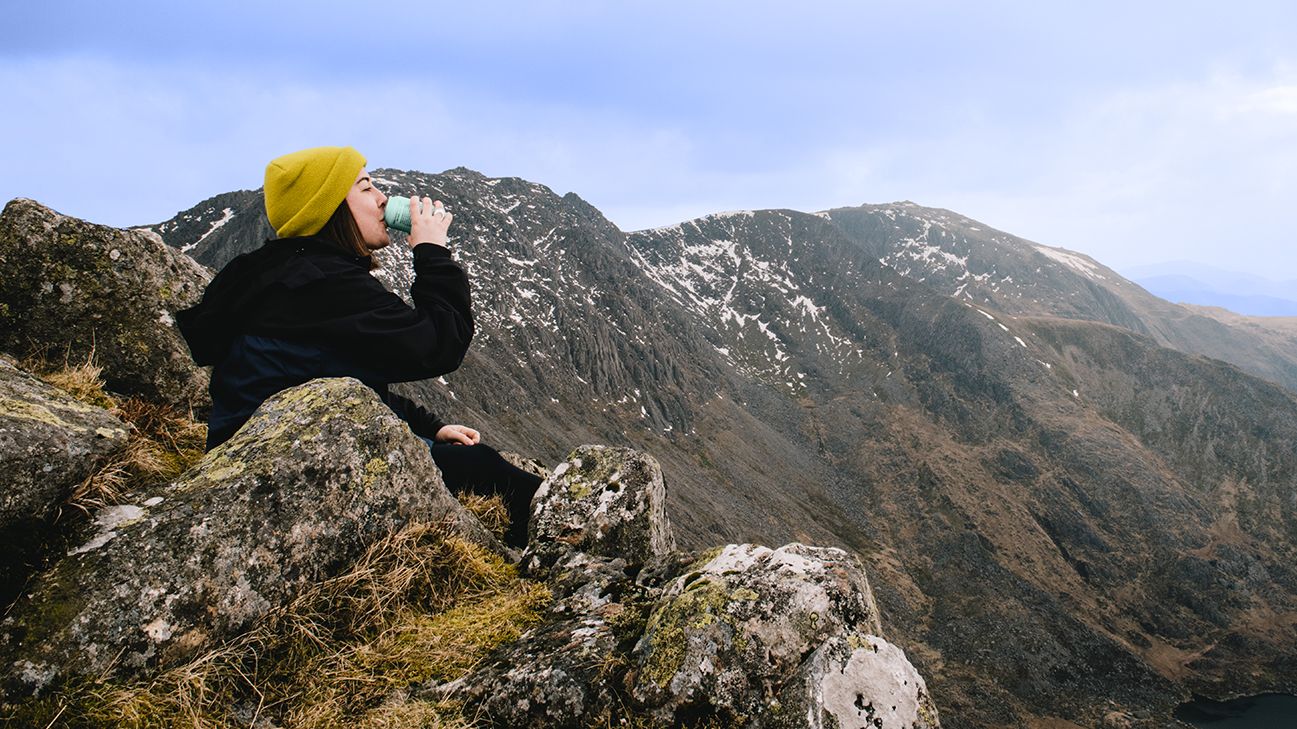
[264,146,367,238]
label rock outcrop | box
[0,355,129,601]
[437,445,939,728]
[524,445,676,575]
[0,199,211,411]
[0,377,495,698]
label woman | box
[177,145,539,548]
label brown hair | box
[319,199,379,270]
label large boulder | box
[0,198,211,411]
[0,377,495,698]
[524,444,675,576]
[630,543,892,725]
[0,355,129,602]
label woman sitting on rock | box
[176,145,539,548]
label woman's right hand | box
[435,424,480,446]
[409,195,453,249]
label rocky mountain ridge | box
[99,172,1297,726]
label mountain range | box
[144,170,1297,728]
[1120,261,1297,318]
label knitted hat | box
[264,146,367,238]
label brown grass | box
[455,494,510,542]
[23,350,208,515]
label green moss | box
[0,396,92,431]
[639,578,732,689]
[193,451,247,485]
[917,694,938,726]
[687,546,725,572]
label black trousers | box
[424,441,542,549]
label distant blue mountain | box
[1121,262,1297,317]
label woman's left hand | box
[435,424,480,446]
[409,196,453,249]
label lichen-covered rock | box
[770,635,939,729]
[524,445,675,576]
[0,355,128,601]
[0,198,212,411]
[0,377,495,698]
[631,543,886,724]
[420,444,938,728]
[435,553,638,727]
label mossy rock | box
[632,543,885,724]
[524,445,676,576]
[0,199,212,412]
[0,377,496,699]
[0,356,128,605]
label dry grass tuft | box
[20,521,550,728]
[37,354,117,411]
[23,350,208,515]
[455,493,510,541]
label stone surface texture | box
[632,543,886,725]
[0,198,211,410]
[0,355,128,534]
[0,377,494,698]
[439,444,674,727]
[771,634,939,729]
[523,444,675,576]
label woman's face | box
[346,169,390,250]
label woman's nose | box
[378,190,388,205]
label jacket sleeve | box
[254,243,475,383]
[382,389,447,440]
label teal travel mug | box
[384,196,413,233]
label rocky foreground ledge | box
[0,375,939,727]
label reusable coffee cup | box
[384,195,413,233]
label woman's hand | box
[435,424,480,446]
[409,195,453,249]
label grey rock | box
[0,198,212,411]
[0,355,129,599]
[524,445,675,576]
[435,444,681,728]
[632,543,886,725]
[0,377,495,698]
[436,553,637,728]
[770,634,939,729]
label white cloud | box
[809,70,1297,280]
[2,54,1295,281]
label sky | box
[3,0,1295,280]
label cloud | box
[2,47,1295,280]
[805,69,1297,279]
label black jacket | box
[176,235,474,449]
